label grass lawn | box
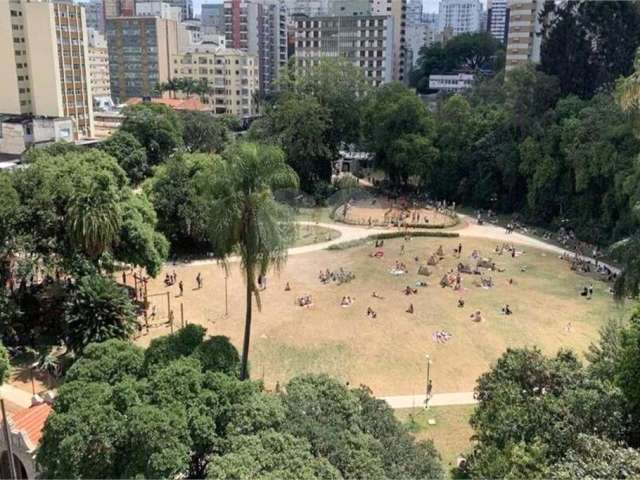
[396,405,476,473]
[293,224,341,247]
[138,235,632,396]
[295,207,335,224]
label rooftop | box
[8,403,53,447]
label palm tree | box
[617,50,640,112]
[202,142,299,379]
[66,173,122,259]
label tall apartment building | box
[406,0,422,26]
[505,0,544,70]
[161,0,194,20]
[85,0,106,33]
[437,0,482,36]
[286,0,329,17]
[370,0,406,82]
[171,46,259,116]
[487,0,508,44]
[224,0,287,94]
[406,22,430,67]
[294,15,394,86]
[201,3,225,34]
[0,0,94,137]
[106,16,179,101]
[104,0,135,18]
[88,29,111,103]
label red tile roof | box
[9,403,52,446]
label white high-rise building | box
[487,0,508,44]
[437,0,482,36]
[406,0,422,25]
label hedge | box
[327,230,460,251]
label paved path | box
[0,384,33,408]
[382,391,476,409]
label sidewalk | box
[381,391,476,409]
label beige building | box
[106,16,179,101]
[0,0,95,138]
[370,0,406,82]
[505,0,544,70]
[88,30,112,102]
[171,46,259,117]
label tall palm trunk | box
[240,269,253,380]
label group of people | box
[164,271,178,287]
[319,268,355,285]
[432,330,452,344]
[580,284,594,299]
[390,260,409,275]
[296,295,314,308]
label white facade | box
[437,0,482,36]
[429,73,474,91]
[487,0,508,43]
[135,1,182,20]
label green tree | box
[466,347,628,478]
[64,275,137,354]
[99,130,150,184]
[65,339,144,384]
[363,82,436,186]
[120,103,184,165]
[411,33,502,93]
[66,172,122,259]
[553,434,640,480]
[201,142,298,380]
[180,110,229,154]
[540,0,640,98]
[207,430,340,480]
[0,342,9,385]
[145,153,214,250]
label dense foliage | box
[463,310,640,479]
[37,329,443,479]
[0,342,9,385]
[411,33,503,93]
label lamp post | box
[425,354,432,409]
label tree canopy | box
[37,334,443,479]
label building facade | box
[88,29,112,103]
[106,16,179,101]
[437,0,482,36]
[224,0,287,94]
[406,0,422,26]
[294,14,394,86]
[104,0,135,18]
[429,72,474,91]
[171,46,259,116]
[505,0,543,70]
[370,0,406,82]
[201,3,225,34]
[0,0,94,137]
[487,0,508,44]
[85,0,106,33]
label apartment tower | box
[0,0,94,137]
[370,0,406,82]
[106,15,179,101]
[487,0,508,44]
[505,0,544,70]
[437,0,482,36]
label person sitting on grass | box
[285,282,291,291]
[501,304,512,315]
[366,307,377,319]
[372,291,384,299]
[340,296,354,307]
[470,310,483,322]
[457,298,465,308]
[406,303,414,314]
